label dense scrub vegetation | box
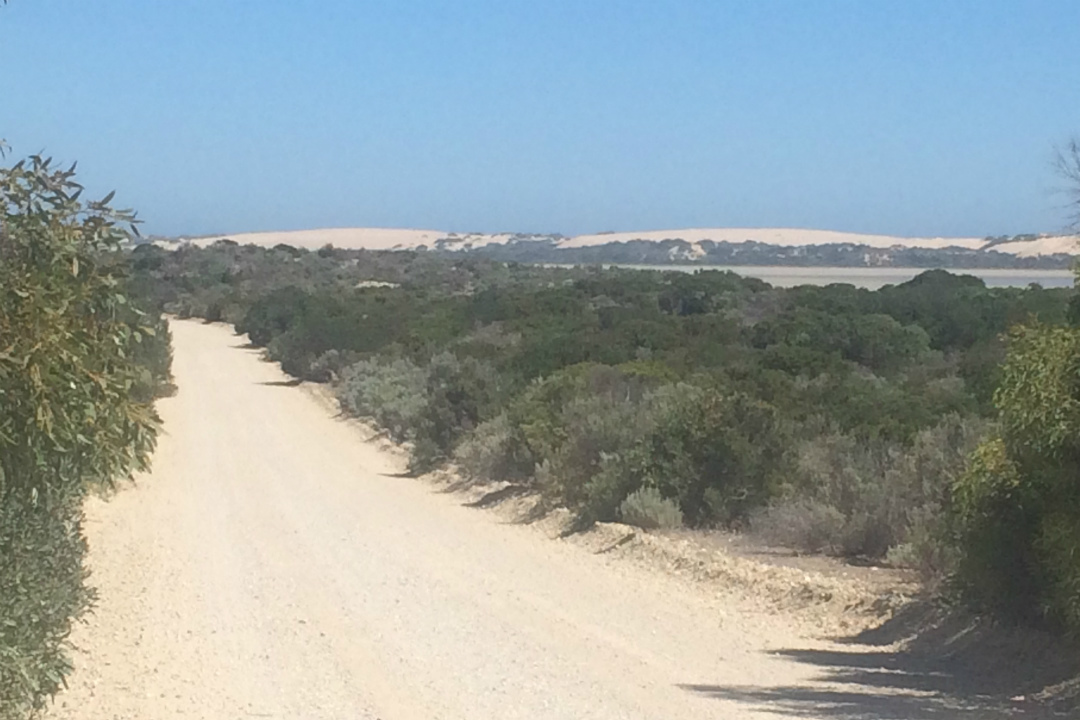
[954,323,1080,631]
[0,158,171,718]
[131,240,1080,614]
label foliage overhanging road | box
[48,320,1015,720]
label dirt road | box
[47,320,1007,719]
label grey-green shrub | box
[752,415,988,565]
[337,358,428,442]
[336,353,501,473]
[624,384,790,527]
[619,487,684,530]
[409,353,502,472]
[535,391,654,518]
[308,348,362,383]
[453,413,533,483]
[501,373,790,530]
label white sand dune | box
[990,234,1080,257]
[187,228,531,251]
[179,227,1080,257]
[559,228,988,251]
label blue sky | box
[2,1,1079,238]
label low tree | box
[0,156,162,718]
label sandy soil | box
[990,234,1080,257]
[46,320,1060,719]
[176,226,1080,256]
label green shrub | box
[953,438,1040,618]
[506,365,665,519]
[453,413,534,483]
[237,285,311,346]
[0,488,92,720]
[635,384,789,526]
[499,373,789,529]
[753,416,987,564]
[336,353,502,472]
[409,353,502,472]
[952,324,1080,628]
[1036,509,1080,630]
[535,392,651,514]
[337,357,428,442]
[786,432,901,557]
[125,312,175,401]
[619,487,684,530]
[0,156,162,718]
[308,349,361,383]
[267,332,318,379]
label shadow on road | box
[680,682,1000,719]
[258,378,303,387]
[463,484,531,509]
[681,602,1080,719]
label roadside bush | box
[535,392,651,514]
[634,384,789,526]
[337,357,428,442]
[0,489,92,719]
[886,416,988,575]
[502,364,667,522]
[267,331,317,379]
[307,348,362,383]
[953,323,1080,628]
[1035,509,1080,631]
[0,157,163,719]
[753,416,988,565]
[409,353,502,473]
[504,373,789,529]
[954,438,1039,618]
[783,432,902,557]
[237,286,310,346]
[619,486,684,530]
[336,352,502,472]
[126,311,175,400]
[453,413,534,483]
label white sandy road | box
[47,320,1004,719]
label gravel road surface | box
[47,320,992,719]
